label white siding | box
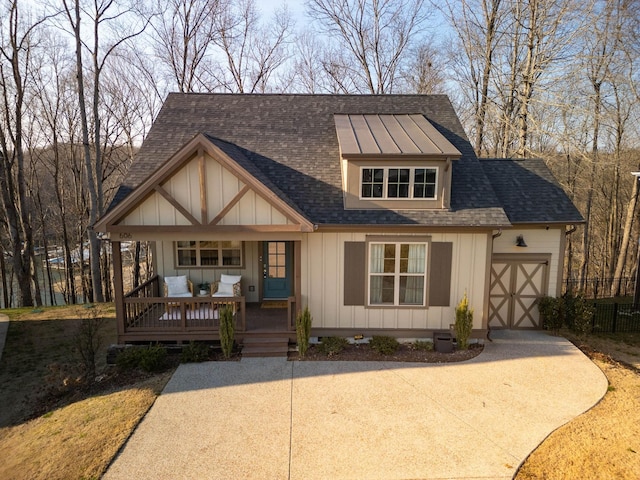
[156,240,261,303]
[492,227,563,296]
[118,153,290,227]
[301,232,489,331]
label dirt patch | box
[289,342,483,362]
[570,332,640,371]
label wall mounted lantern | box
[515,234,527,247]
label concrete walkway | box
[104,331,607,480]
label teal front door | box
[263,241,292,299]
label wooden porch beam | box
[209,184,251,226]
[108,224,307,234]
[154,185,201,226]
[295,240,302,315]
[112,240,125,340]
[199,149,208,224]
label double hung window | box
[368,241,427,306]
[361,167,437,200]
[176,241,243,267]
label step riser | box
[242,337,290,358]
[242,351,288,358]
[243,343,289,350]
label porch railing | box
[123,275,246,335]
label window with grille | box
[175,241,243,268]
[360,167,437,200]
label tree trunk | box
[611,174,639,296]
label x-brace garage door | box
[489,254,550,329]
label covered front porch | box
[97,134,314,344]
[112,241,301,343]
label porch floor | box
[245,303,290,332]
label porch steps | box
[241,337,290,358]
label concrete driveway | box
[104,330,607,480]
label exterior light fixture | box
[515,235,527,247]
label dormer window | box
[334,113,461,210]
[361,167,437,200]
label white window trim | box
[175,241,244,268]
[366,240,429,307]
[359,166,439,200]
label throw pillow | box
[165,275,189,295]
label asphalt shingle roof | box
[108,94,575,228]
[480,158,584,224]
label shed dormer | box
[334,114,461,210]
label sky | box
[258,0,308,21]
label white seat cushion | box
[165,275,189,296]
[169,291,193,298]
[215,282,234,296]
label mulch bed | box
[289,342,483,362]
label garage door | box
[489,254,550,329]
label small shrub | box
[538,296,564,333]
[139,345,167,372]
[454,293,474,350]
[369,335,399,355]
[180,342,210,363]
[412,339,433,351]
[296,306,313,357]
[116,344,167,372]
[570,294,595,337]
[219,306,235,359]
[116,347,143,371]
[318,336,349,356]
[74,304,105,380]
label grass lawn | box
[0,304,174,480]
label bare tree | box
[578,0,625,288]
[62,0,148,302]
[307,0,428,94]
[441,0,505,155]
[290,31,325,93]
[211,0,293,93]
[0,1,51,306]
[513,0,578,158]
[149,0,220,93]
[30,29,82,304]
[399,42,446,94]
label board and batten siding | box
[300,232,489,331]
[118,152,291,226]
[155,240,261,303]
[492,227,564,296]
